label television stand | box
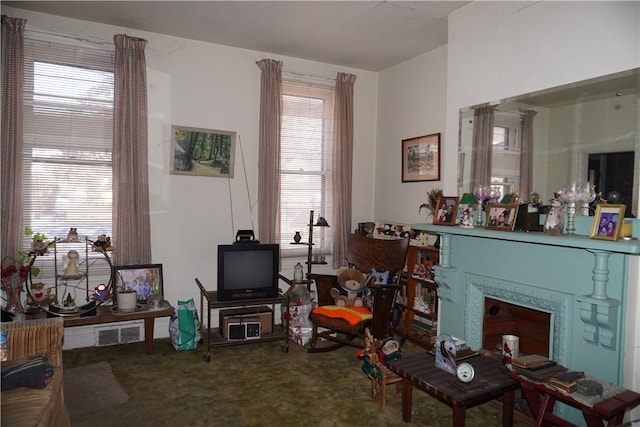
[194,278,289,363]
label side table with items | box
[195,278,289,363]
[511,368,640,427]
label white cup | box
[502,334,520,368]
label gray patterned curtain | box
[519,110,537,200]
[1,16,26,262]
[113,34,151,265]
[332,72,356,269]
[256,59,282,244]
[471,104,497,190]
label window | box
[21,37,114,257]
[491,112,521,196]
[279,81,334,257]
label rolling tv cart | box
[194,278,290,363]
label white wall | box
[2,6,378,338]
[375,46,448,225]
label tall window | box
[491,112,521,196]
[279,81,334,258]
[22,38,114,253]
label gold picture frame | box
[484,204,519,231]
[433,196,459,226]
[590,204,626,241]
[401,133,440,182]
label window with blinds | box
[21,37,114,265]
[280,81,334,258]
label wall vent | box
[94,323,143,347]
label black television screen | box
[217,243,280,301]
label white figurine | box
[65,250,80,276]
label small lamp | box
[459,193,479,228]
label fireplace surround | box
[415,217,640,423]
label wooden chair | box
[358,328,403,407]
[307,234,409,353]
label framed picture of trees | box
[170,125,235,177]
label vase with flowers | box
[1,228,48,314]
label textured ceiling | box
[3,1,472,72]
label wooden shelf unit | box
[392,244,439,349]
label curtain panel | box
[519,110,537,200]
[256,59,283,245]
[470,104,497,190]
[0,16,26,262]
[332,72,356,269]
[113,34,151,265]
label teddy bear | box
[27,282,54,305]
[330,267,368,307]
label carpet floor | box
[62,337,532,427]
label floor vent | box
[95,323,142,347]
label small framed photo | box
[590,204,626,241]
[433,196,460,226]
[401,133,441,182]
[113,264,164,304]
[170,125,235,177]
[484,204,519,231]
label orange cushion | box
[312,305,372,326]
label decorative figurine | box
[293,262,304,282]
[64,250,80,276]
[67,227,78,241]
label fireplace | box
[483,297,551,357]
[465,273,570,366]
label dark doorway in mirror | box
[588,151,634,217]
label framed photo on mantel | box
[401,133,441,182]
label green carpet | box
[63,337,531,426]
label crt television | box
[217,243,280,301]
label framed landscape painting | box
[170,125,235,177]
[401,133,441,182]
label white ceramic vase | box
[116,291,137,312]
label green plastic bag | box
[169,298,201,351]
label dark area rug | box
[64,361,129,421]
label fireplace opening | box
[482,297,551,357]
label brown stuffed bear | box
[330,267,368,307]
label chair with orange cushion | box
[307,234,409,353]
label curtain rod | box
[26,27,113,49]
[283,70,336,86]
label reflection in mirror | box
[459,68,639,218]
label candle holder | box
[579,183,596,216]
[557,183,582,234]
[473,186,490,226]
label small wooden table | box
[512,370,640,427]
[63,305,174,354]
[387,352,520,426]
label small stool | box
[358,328,402,407]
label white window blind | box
[21,37,114,263]
[280,81,334,258]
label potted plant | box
[24,227,50,255]
[418,188,443,220]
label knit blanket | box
[312,305,372,326]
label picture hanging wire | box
[227,134,256,241]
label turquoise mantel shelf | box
[413,223,640,354]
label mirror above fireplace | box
[458,68,639,217]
